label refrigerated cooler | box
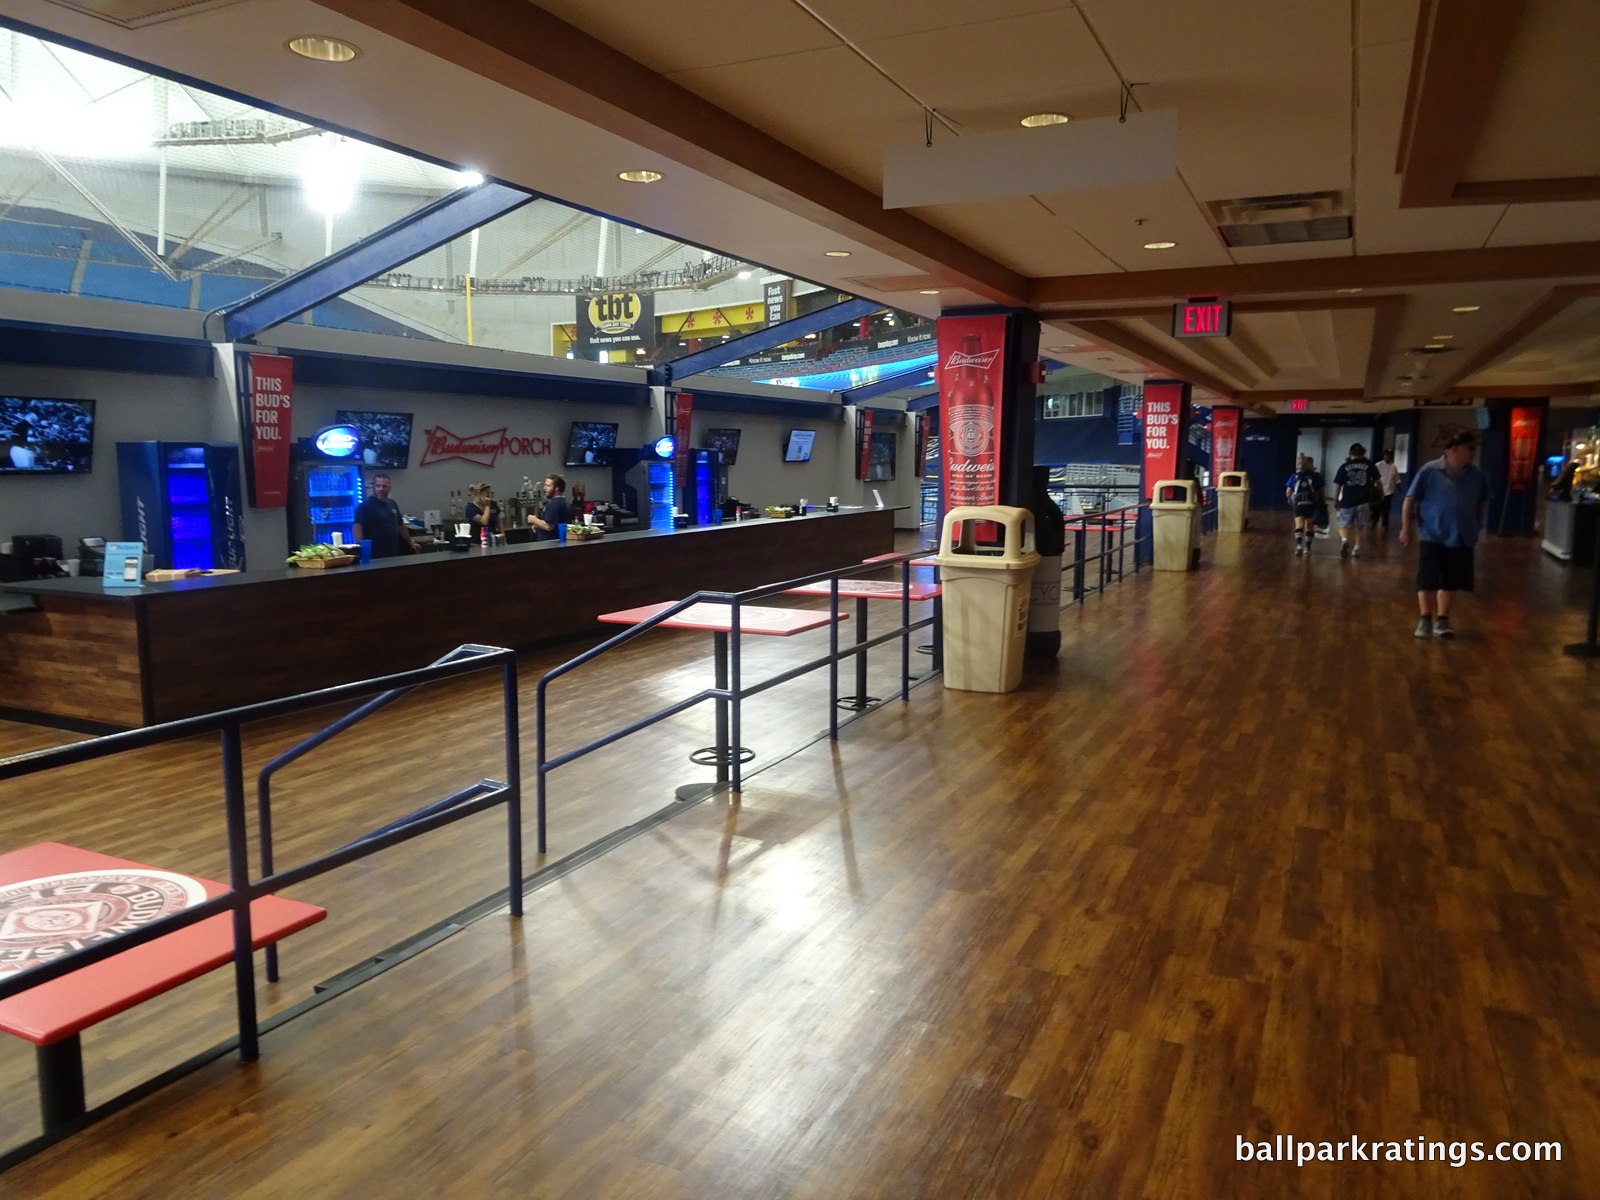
[677,449,726,527]
[116,442,247,571]
[646,460,675,530]
[287,442,364,551]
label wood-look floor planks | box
[2,525,1599,1197]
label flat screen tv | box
[866,430,897,482]
[783,429,816,463]
[336,409,414,469]
[565,421,620,467]
[702,427,741,465]
[0,396,95,474]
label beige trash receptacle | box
[935,506,1041,693]
[1151,480,1201,571]
[1217,471,1250,533]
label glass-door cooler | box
[287,445,364,550]
[116,441,247,570]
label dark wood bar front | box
[0,509,895,729]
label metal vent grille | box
[1207,191,1352,248]
[40,0,246,29]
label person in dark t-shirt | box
[464,481,502,544]
[528,474,572,542]
[1284,456,1325,557]
[352,473,415,559]
[1333,443,1380,559]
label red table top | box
[597,601,846,636]
[784,579,941,600]
[0,842,326,1045]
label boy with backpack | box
[1285,455,1325,556]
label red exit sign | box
[1172,296,1231,339]
[1288,398,1309,412]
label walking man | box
[1285,455,1325,556]
[1373,448,1402,534]
[1401,430,1490,638]
[1333,443,1381,558]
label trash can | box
[1217,471,1250,533]
[935,506,1041,693]
[1150,480,1201,571]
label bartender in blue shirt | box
[352,473,416,559]
[527,474,572,541]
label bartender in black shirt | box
[528,474,572,541]
[352,473,416,559]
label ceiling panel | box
[1463,0,1600,182]
[803,0,1072,42]
[1465,296,1600,384]
[1358,0,1421,48]
[1227,242,1357,264]
[910,196,1121,276]
[1078,0,1348,78]
[1484,200,1600,247]
[1035,179,1233,271]
[529,0,837,73]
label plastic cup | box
[358,539,372,564]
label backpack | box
[1290,472,1318,505]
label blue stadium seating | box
[78,262,193,308]
[0,252,75,293]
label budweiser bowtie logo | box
[944,348,1001,371]
[420,425,552,468]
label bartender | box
[528,474,572,541]
[465,481,502,539]
[352,472,416,559]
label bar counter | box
[0,509,895,730]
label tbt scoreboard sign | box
[575,291,656,355]
[1172,296,1231,339]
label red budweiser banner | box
[937,314,1007,510]
[856,408,874,479]
[1509,405,1541,490]
[672,392,694,500]
[913,412,927,477]
[1212,406,1241,473]
[246,354,292,507]
[1141,380,1190,498]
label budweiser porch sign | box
[420,425,552,468]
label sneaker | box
[1339,540,1351,558]
[1433,616,1454,639]
[1414,617,1432,638]
[1351,545,1363,559]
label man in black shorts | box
[1400,431,1490,638]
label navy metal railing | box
[1200,487,1220,535]
[535,553,938,842]
[1063,503,1152,604]
[0,644,521,1112]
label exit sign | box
[1172,296,1231,338]
[1288,398,1309,412]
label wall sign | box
[937,314,1008,510]
[1212,406,1241,473]
[1141,380,1191,497]
[1509,406,1542,490]
[856,408,874,480]
[1172,297,1231,339]
[575,291,657,354]
[672,392,693,498]
[245,353,293,507]
[419,426,552,468]
[763,279,793,327]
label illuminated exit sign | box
[1172,296,1231,339]
[1288,398,1309,412]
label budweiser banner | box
[1141,380,1191,497]
[937,314,1008,510]
[246,353,292,507]
[856,408,874,480]
[1509,405,1541,490]
[673,391,693,499]
[1212,406,1241,474]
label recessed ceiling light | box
[1431,333,1454,339]
[287,36,360,63]
[1336,287,1363,294]
[618,170,663,183]
[1424,343,1446,350]
[824,250,853,257]
[1143,241,1177,250]
[919,289,941,295]
[1020,113,1071,128]
[1452,305,1480,313]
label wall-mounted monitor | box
[866,430,897,482]
[702,427,742,465]
[0,396,96,474]
[565,420,620,467]
[783,429,816,463]
[336,409,414,469]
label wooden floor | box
[3,521,1600,1198]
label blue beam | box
[840,362,939,405]
[216,183,538,342]
[906,388,940,411]
[657,296,880,384]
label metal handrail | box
[535,552,937,847]
[1061,503,1152,603]
[0,644,521,1079]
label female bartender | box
[465,482,502,542]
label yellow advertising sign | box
[660,303,763,334]
[587,292,645,335]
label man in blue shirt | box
[1401,431,1490,638]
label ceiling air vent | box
[40,0,246,29]
[1206,191,1352,248]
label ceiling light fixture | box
[738,271,753,279]
[454,170,484,188]
[1432,333,1454,339]
[1452,304,1480,313]
[1143,241,1177,250]
[919,289,941,295]
[287,36,360,63]
[1020,113,1071,128]
[1336,287,1363,294]
[1424,343,1446,350]
[824,250,853,257]
[618,170,663,183]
